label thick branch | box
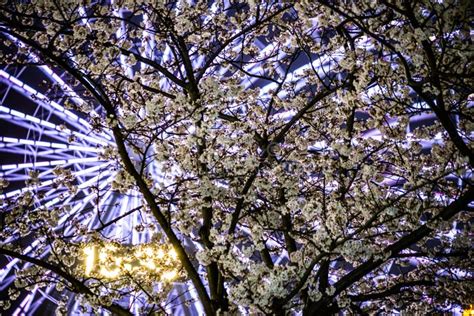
[348,280,434,302]
[304,186,474,314]
[0,248,132,316]
[0,23,215,315]
[108,122,215,315]
[116,47,186,88]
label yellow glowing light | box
[162,270,178,281]
[144,246,154,257]
[81,242,180,281]
[83,245,95,276]
[463,305,474,316]
[99,266,121,278]
[169,248,178,260]
[143,260,156,270]
[123,263,133,272]
[156,248,165,259]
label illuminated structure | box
[464,305,474,316]
[0,1,472,315]
[81,243,179,280]
[0,65,199,314]
[1,52,469,316]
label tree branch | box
[304,186,474,314]
[348,280,434,302]
[0,248,132,316]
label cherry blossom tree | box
[0,0,472,315]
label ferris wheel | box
[0,6,331,307]
[1,2,470,315]
[0,62,209,315]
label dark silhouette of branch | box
[304,186,474,315]
[0,248,133,316]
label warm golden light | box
[162,269,178,281]
[463,305,474,316]
[169,248,177,260]
[156,248,165,259]
[81,242,180,282]
[99,265,121,278]
[83,245,95,276]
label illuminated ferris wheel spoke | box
[1,170,115,237]
[1,168,110,200]
[0,71,93,135]
[0,157,103,173]
[0,146,95,164]
[8,160,110,187]
[36,285,59,307]
[141,14,156,68]
[0,91,109,151]
[1,32,114,142]
[0,136,99,152]
[12,276,59,315]
[35,66,113,141]
[0,107,111,148]
[12,286,39,316]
